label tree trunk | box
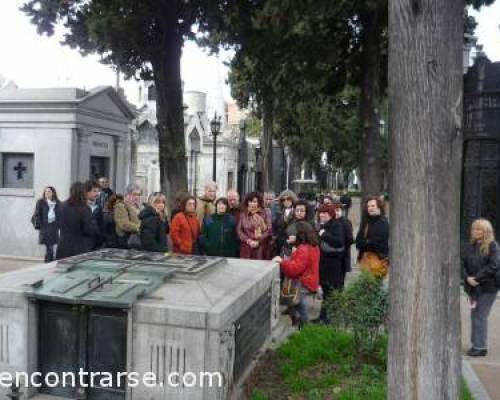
[262,94,274,192]
[359,10,384,205]
[151,31,187,210]
[388,0,464,398]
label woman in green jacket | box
[200,197,239,258]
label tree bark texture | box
[388,0,464,399]
[359,9,384,204]
[152,31,188,210]
[262,94,274,192]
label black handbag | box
[320,240,344,255]
[31,213,41,230]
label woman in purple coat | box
[237,192,272,260]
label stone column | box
[113,135,127,194]
[77,129,92,182]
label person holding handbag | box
[273,222,321,327]
[170,196,200,255]
[355,197,390,279]
[462,218,500,357]
[32,186,61,262]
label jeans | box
[471,291,498,350]
[292,282,320,324]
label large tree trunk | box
[358,8,384,205]
[152,31,188,210]
[388,0,464,398]
[261,93,274,192]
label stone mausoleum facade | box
[0,86,135,258]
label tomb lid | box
[26,259,176,309]
[26,250,227,308]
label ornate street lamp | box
[210,112,222,182]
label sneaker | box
[466,348,487,357]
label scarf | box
[47,200,56,224]
[249,209,267,239]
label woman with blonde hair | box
[462,218,500,357]
[138,192,169,253]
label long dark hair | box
[40,186,59,202]
[295,221,319,247]
[67,182,87,207]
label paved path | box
[0,258,38,274]
[462,292,500,399]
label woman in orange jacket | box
[170,195,200,254]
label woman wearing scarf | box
[237,192,272,260]
[32,186,61,262]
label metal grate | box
[233,289,271,381]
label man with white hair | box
[196,182,217,225]
[227,190,241,222]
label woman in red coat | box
[273,221,320,325]
[237,192,272,260]
[170,195,200,254]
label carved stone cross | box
[13,161,27,180]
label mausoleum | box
[0,86,135,258]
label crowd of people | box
[31,180,389,324]
[30,179,499,355]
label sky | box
[0,1,499,106]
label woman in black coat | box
[317,204,345,323]
[139,193,169,253]
[32,186,60,262]
[334,202,354,278]
[355,196,389,265]
[462,218,499,357]
[56,182,100,260]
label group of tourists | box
[31,179,498,356]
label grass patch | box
[245,325,474,400]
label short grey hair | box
[125,183,142,194]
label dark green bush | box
[325,272,388,356]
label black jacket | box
[56,201,100,259]
[356,215,389,260]
[34,199,60,245]
[139,206,169,253]
[462,241,500,294]
[319,218,345,288]
[337,216,353,273]
[88,202,104,250]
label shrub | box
[325,272,388,357]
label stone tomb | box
[0,250,280,399]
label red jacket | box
[280,244,320,292]
[170,212,200,254]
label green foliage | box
[326,272,388,356]
[461,379,474,400]
[245,113,263,138]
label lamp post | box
[210,112,222,182]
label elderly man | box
[97,176,114,210]
[227,190,241,222]
[196,182,217,225]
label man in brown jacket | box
[196,182,217,226]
